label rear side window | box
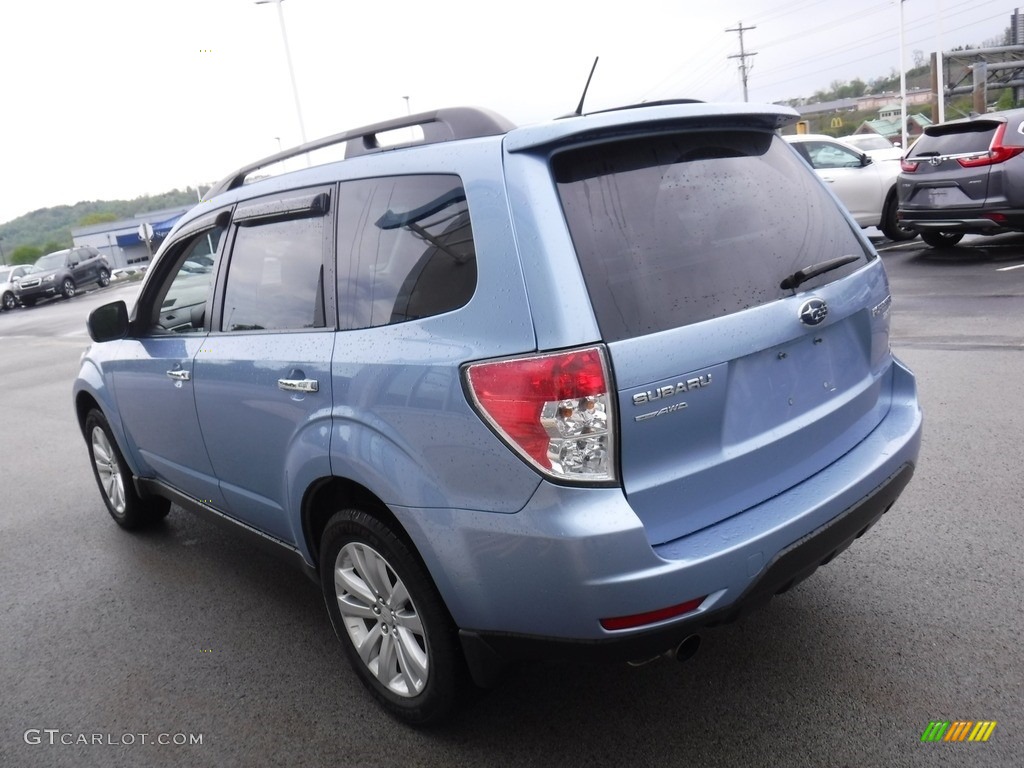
[908,121,1000,158]
[554,130,871,341]
[335,174,476,330]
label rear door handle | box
[277,378,318,393]
[166,369,191,381]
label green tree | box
[996,87,1018,111]
[78,212,119,226]
[10,245,42,265]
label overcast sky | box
[0,0,1012,226]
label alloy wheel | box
[91,425,126,516]
[333,541,428,698]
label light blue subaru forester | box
[73,102,922,724]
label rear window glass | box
[908,122,999,158]
[553,130,871,341]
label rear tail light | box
[957,123,1024,168]
[900,159,919,173]
[464,346,616,483]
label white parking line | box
[876,242,922,252]
[996,263,1024,272]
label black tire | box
[98,269,111,287]
[84,409,170,530]
[1,291,15,311]
[880,193,918,241]
[320,508,467,725]
[921,231,965,248]
[61,277,76,299]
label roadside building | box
[71,206,191,270]
[852,104,934,146]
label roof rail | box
[207,107,516,197]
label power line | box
[640,0,1007,104]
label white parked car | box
[1,264,38,310]
[785,134,916,241]
[839,134,905,162]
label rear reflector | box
[464,346,616,482]
[600,596,707,631]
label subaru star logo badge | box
[799,298,828,326]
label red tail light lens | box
[900,159,919,173]
[957,123,1024,167]
[464,346,616,482]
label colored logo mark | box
[921,720,997,743]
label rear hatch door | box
[552,125,893,546]
[900,118,1003,211]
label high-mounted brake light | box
[464,346,616,482]
[956,123,1024,168]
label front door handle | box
[166,369,191,382]
[278,378,318,393]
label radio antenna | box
[573,57,600,116]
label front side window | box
[554,130,871,342]
[149,227,224,333]
[336,175,476,330]
[221,215,326,332]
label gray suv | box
[15,245,111,306]
[898,108,1024,246]
[73,103,922,725]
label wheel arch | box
[302,476,415,572]
[74,390,102,439]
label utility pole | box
[727,21,758,102]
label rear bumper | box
[392,359,921,684]
[460,461,914,682]
[898,208,1024,234]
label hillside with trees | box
[0,188,203,265]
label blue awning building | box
[72,206,192,270]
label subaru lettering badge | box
[799,298,828,326]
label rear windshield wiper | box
[780,254,860,291]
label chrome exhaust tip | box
[667,634,701,662]
[627,634,701,667]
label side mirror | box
[860,153,873,167]
[88,300,130,343]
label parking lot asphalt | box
[0,234,1021,767]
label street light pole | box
[256,0,307,145]
[899,0,908,150]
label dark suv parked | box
[74,104,921,725]
[898,108,1024,247]
[14,245,111,306]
